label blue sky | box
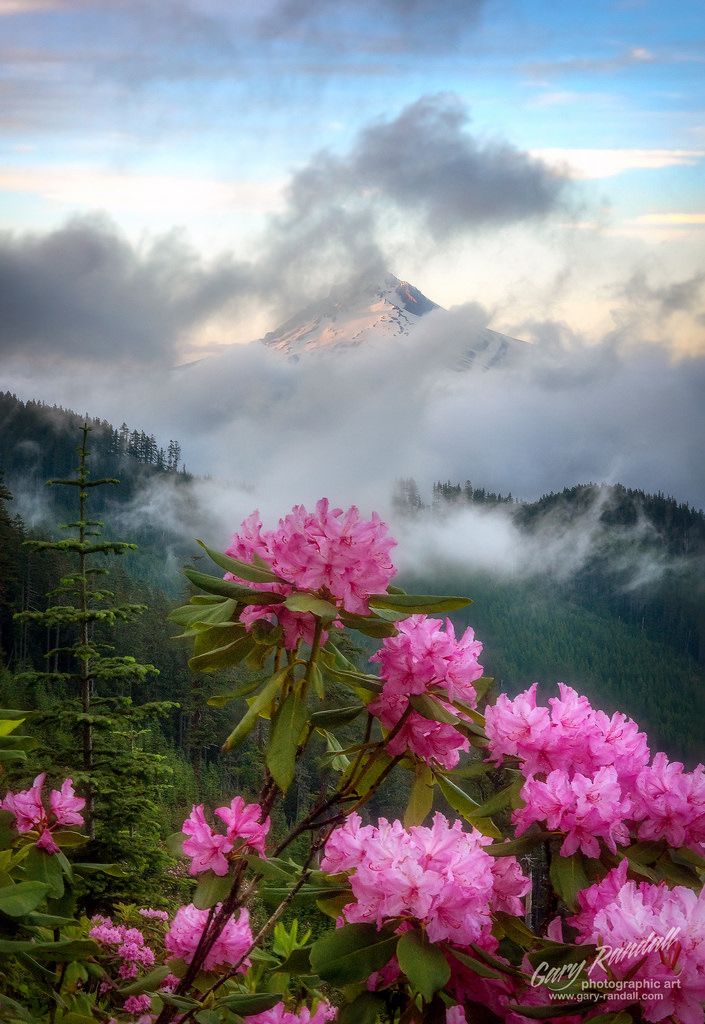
[0,0,703,351]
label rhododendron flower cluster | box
[1,774,85,854]
[485,682,650,783]
[181,797,270,875]
[244,1002,337,1024]
[369,615,484,769]
[89,916,156,980]
[515,765,633,858]
[123,994,152,1015]
[225,500,396,648]
[321,812,529,947]
[165,904,252,972]
[570,861,705,1024]
[138,908,169,921]
[633,752,705,850]
[486,683,705,857]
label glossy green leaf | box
[196,540,281,583]
[222,667,289,752]
[397,930,450,1001]
[0,937,98,960]
[284,593,338,619]
[446,945,502,980]
[338,611,398,638]
[369,593,471,614]
[310,923,399,986]
[338,993,385,1024]
[22,847,64,898]
[120,965,172,996]
[183,568,283,605]
[193,870,232,910]
[215,993,283,1014]
[267,692,310,792]
[409,694,460,726]
[404,763,435,827]
[0,880,49,917]
[550,851,590,911]
[189,633,256,673]
[434,774,501,838]
[310,704,364,729]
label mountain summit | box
[260,273,437,355]
[258,272,525,369]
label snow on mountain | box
[258,272,525,369]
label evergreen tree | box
[13,425,176,901]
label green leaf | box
[485,833,551,857]
[579,1014,633,1024]
[526,941,595,974]
[169,598,237,629]
[550,851,590,911]
[215,993,283,1014]
[434,774,501,838]
[397,930,450,1001]
[22,847,64,898]
[338,993,385,1024]
[0,881,49,917]
[193,870,233,910]
[310,704,364,729]
[404,763,435,827]
[445,945,502,980]
[0,937,98,960]
[196,540,282,583]
[183,568,283,605]
[0,719,24,737]
[409,694,460,726]
[369,593,471,614]
[189,633,256,673]
[471,779,523,819]
[267,692,310,792]
[222,666,290,752]
[338,611,398,638]
[72,862,124,877]
[52,831,89,848]
[493,911,538,949]
[166,833,185,857]
[284,593,338,619]
[120,965,172,996]
[310,923,399,986]
[207,676,264,707]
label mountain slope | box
[259,272,526,367]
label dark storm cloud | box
[284,95,567,251]
[0,217,251,363]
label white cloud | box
[532,148,705,179]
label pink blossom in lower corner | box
[321,812,529,947]
[181,798,270,875]
[1,773,85,854]
[446,1008,467,1024]
[165,904,253,972]
[244,1001,337,1024]
[569,863,705,1024]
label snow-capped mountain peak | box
[260,273,438,355]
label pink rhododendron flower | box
[633,752,705,850]
[89,917,156,979]
[181,798,270,875]
[224,500,396,648]
[138,908,169,921]
[1,774,84,854]
[485,683,649,785]
[123,994,152,1015]
[321,813,528,947]
[369,615,483,769]
[446,1008,467,1024]
[165,904,252,972]
[570,865,705,1024]
[244,1002,337,1024]
[515,766,632,858]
